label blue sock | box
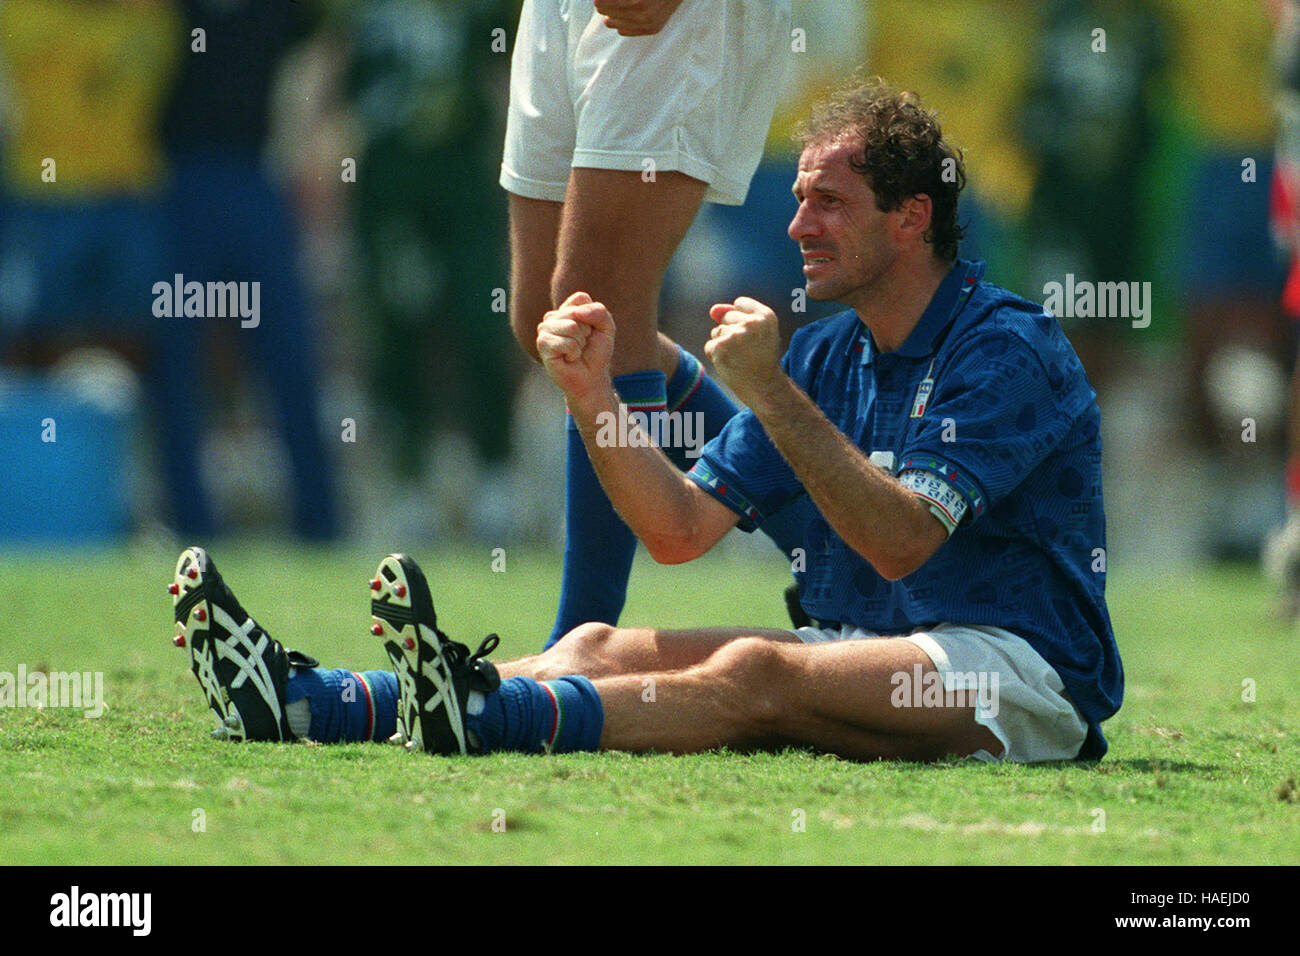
[547,369,666,648]
[285,667,398,743]
[467,675,604,754]
[663,344,804,558]
[662,344,739,470]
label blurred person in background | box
[868,0,1041,292]
[336,0,520,540]
[1158,0,1286,558]
[1017,0,1167,388]
[1262,0,1300,616]
[0,1,179,415]
[158,0,339,540]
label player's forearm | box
[748,376,939,580]
[567,385,710,563]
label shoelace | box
[444,632,500,666]
[447,633,501,694]
[470,634,500,663]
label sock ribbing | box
[465,675,604,754]
[285,667,398,743]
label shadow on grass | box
[1083,758,1221,774]
[901,756,1224,774]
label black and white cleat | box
[169,547,317,742]
[369,553,500,755]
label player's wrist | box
[565,379,619,424]
[740,371,797,418]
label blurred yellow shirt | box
[770,1,1040,217]
[1152,0,1275,148]
[867,0,1041,217]
[0,0,182,197]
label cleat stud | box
[371,623,384,636]
[224,714,241,729]
[195,607,207,622]
[167,582,180,595]
[370,577,382,591]
[172,634,186,648]
[403,636,415,651]
[211,727,229,740]
[187,566,198,580]
[395,584,407,598]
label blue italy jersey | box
[687,259,1122,759]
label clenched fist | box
[537,291,616,404]
[705,297,784,407]
[594,0,684,36]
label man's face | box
[788,139,899,306]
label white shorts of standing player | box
[500,0,794,206]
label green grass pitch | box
[1,541,1296,865]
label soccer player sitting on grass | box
[171,79,1122,763]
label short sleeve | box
[687,408,803,532]
[685,332,827,530]
[899,332,1086,523]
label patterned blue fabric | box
[687,259,1121,759]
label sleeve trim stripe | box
[686,463,761,530]
[899,455,988,518]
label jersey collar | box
[853,258,985,364]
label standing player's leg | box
[545,167,707,647]
[550,168,704,376]
[507,193,563,364]
[510,173,789,645]
[502,1,794,647]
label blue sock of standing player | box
[546,347,805,651]
[664,344,804,560]
[660,344,736,469]
[547,369,666,648]
[284,667,398,742]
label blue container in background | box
[0,377,131,543]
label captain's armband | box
[898,468,968,535]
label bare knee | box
[698,638,791,739]
[536,622,618,680]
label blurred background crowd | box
[0,0,1291,581]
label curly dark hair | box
[795,76,967,261]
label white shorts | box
[500,0,793,206]
[793,623,1089,763]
